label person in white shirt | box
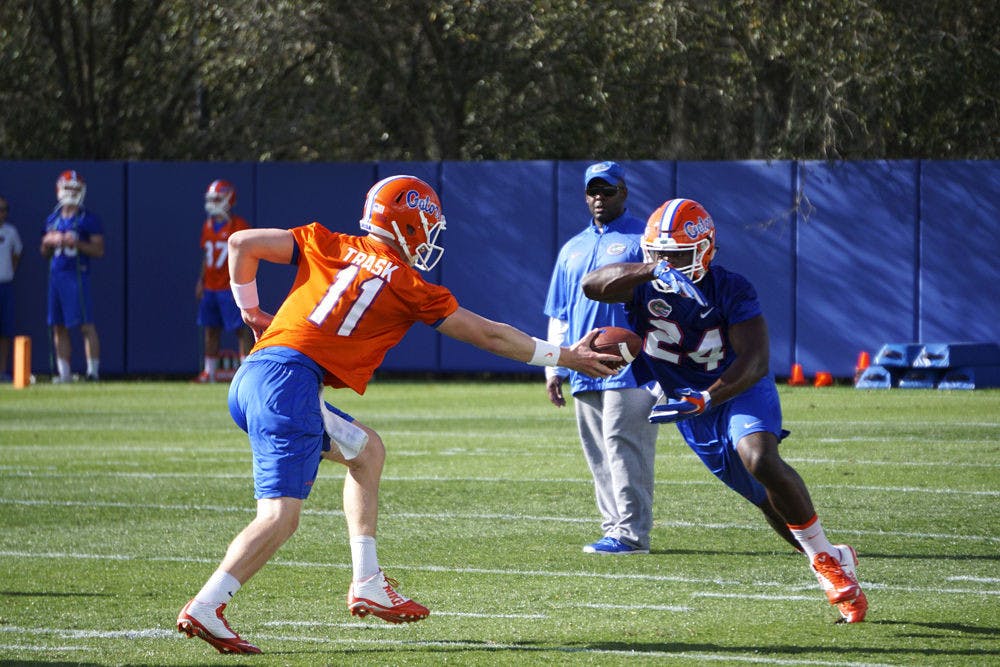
[0,196,23,380]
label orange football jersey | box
[253,223,459,393]
[201,214,251,291]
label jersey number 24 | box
[644,319,724,370]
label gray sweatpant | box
[574,387,659,549]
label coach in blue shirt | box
[543,161,659,554]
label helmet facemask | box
[57,173,86,208]
[205,195,230,218]
[642,240,713,292]
[391,209,446,271]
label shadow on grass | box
[861,551,1000,562]
[0,590,113,598]
[647,548,792,557]
[256,637,1000,662]
[649,548,1000,563]
[873,618,1000,638]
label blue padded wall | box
[1,158,996,380]
[439,161,556,372]
[795,160,919,377]
[126,161,255,374]
[676,161,797,377]
[0,160,126,375]
[919,160,1000,343]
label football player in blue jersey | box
[40,170,104,382]
[543,161,659,555]
[581,198,867,623]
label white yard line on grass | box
[2,497,999,544]
[4,469,999,497]
[2,549,998,597]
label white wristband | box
[231,279,259,310]
[528,338,561,366]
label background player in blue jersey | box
[543,161,659,554]
[40,170,104,382]
[581,198,867,623]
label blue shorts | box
[228,346,355,500]
[198,289,244,331]
[675,376,788,507]
[0,282,14,337]
[47,270,94,327]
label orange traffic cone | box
[814,371,834,387]
[854,350,871,383]
[788,363,807,386]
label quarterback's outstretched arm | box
[436,307,617,379]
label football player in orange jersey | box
[177,175,619,654]
[193,180,253,382]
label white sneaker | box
[347,570,429,624]
[177,599,261,654]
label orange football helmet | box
[359,175,446,271]
[205,179,236,218]
[642,198,716,285]
[56,170,86,207]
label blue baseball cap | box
[584,161,626,188]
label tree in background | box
[0,0,996,161]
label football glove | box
[649,388,712,423]
[652,261,707,306]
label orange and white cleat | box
[812,545,868,623]
[347,570,429,624]
[836,587,868,623]
[177,599,261,654]
[831,545,868,623]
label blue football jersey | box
[43,208,103,274]
[628,264,763,391]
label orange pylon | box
[788,363,807,386]
[855,351,870,373]
[854,350,871,383]
[814,371,833,387]
[13,336,31,389]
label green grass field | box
[1,380,998,666]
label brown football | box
[590,326,642,365]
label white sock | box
[194,570,241,605]
[86,359,99,377]
[57,357,71,380]
[350,535,379,582]
[788,515,838,561]
[205,356,218,377]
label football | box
[590,326,642,365]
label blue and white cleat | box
[582,536,649,554]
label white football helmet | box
[205,180,236,218]
[359,175,446,271]
[56,170,86,208]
